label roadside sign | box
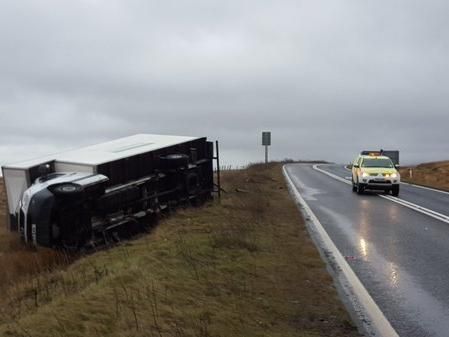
[262,131,271,163]
[262,132,271,146]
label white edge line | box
[283,165,399,337]
[380,195,449,223]
[316,164,354,185]
[316,165,449,225]
[401,181,449,196]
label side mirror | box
[38,164,51,176]
[395,164,400,169]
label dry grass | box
[400,160,449,191]
[0,179,68,294]
[0,166,360,337]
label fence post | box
[215,140,221,198]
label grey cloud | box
[1,0,449,167]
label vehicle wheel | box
[352,180,357,192]
[185,172,200,196]
[391,185,400,197]
[49,183,83,195]
[356,181,364,195]
[160,154,189,170]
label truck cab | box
[18,172,109,247]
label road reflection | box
[389,261,400,288]
[359,238,368,258]
[357,197,401,290]
[358,200,371,261]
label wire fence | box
[215,165,249,172]
[215,159,330,173]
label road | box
[285,164,449,337]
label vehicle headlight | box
[361,172,369,177]
[390,173,397,178]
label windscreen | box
[361,158,394,168]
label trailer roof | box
[2,134,202,170]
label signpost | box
[262,131,271,164]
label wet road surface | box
[285,164,449,337]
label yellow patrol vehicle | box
[352,151,400,196]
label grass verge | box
[399,160,449,191]
[0,179,68,297]
[0,164,360,337]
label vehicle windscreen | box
[361,158,394,168]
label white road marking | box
[401,181,449,196]
[315,165,449,226]
[381,195,449,224]
[283,165,400,337]
[315,165,354,185]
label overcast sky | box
[1,0,448,168]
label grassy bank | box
[0,165,359,337]
[399,161,449,191]
[0,180,66,291]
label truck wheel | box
[391,185,400,197]
[50,183,84,195]
[160,154,189,170]
[185,172,200,196]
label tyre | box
[185,172,200,196]
[49,183,84,195]
[356,181,364,195]
[352,180,357,192]
[391,185,400,197]
[160,154,189,170]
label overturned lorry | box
[1,134,216,249]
